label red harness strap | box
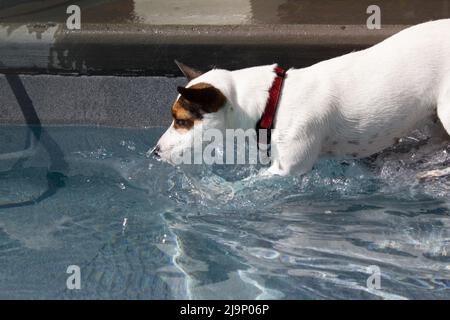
[256,67,286,145]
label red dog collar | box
[256,67,286,145]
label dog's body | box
[156,19,450,177]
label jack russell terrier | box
[154,19,450,179]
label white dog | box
[155,19,450,178]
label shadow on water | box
[0,70,68,209]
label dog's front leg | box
[267,134,322,176]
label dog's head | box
[154,61,232,163]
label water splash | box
[150,126,450,299]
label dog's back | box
[278,19,450,159]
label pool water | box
[0,125,449,299]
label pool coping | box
[0,23,408,76]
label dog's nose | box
[151,145,161,158]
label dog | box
[155,19,450,178]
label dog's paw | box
[416,168,450,181]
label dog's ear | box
[174,60,203,81]
[177,84,226,113]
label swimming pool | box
[0,125,449,299]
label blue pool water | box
[0,125,449,299]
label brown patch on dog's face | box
[171,82,226,132]
[171,102,198,131]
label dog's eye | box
[175,119,188,127]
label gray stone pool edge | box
[0,23,406,76]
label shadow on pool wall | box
[0,72,68,209]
